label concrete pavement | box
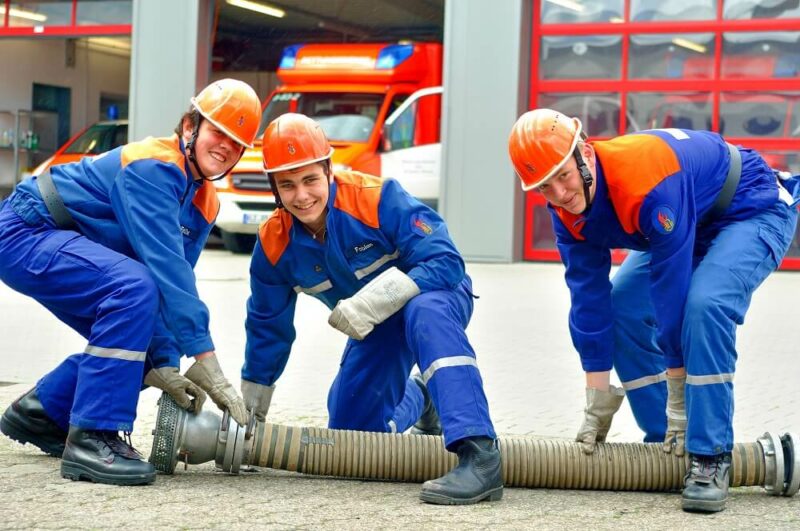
[1,251,799,529]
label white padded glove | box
[328,267,420,340]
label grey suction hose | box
[150,393,800,496]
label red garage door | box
[524,0,800,269]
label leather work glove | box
[184,355,248,426]
[576,385,625,454]
[662,374,687,457]
[241,380,275,422]
[144,366,207,413]
[328,266,421,340]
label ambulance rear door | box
[380,86,442,210]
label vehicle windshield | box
[64,123,128,155]
[259,92,385,142]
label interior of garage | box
[0,0,444,198]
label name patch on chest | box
[353,242,374,254]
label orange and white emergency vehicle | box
[214,41,443,252]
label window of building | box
[1,0,131,36]
[630,0,716,21]
[724,0,800,20]
[629,33,716,79]
[76,0,132,25]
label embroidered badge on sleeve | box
[411,213,434,236]
[652,205,676,234]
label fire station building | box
[0,0,798,265]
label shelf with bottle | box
[0,109,57,188]
[0,129,40,151]
[0,116,16,149]
[0,146,44,154]
[16,130,40,151]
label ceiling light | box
[0,6,48,22]
[545,0,585,12]
[672,37,707,54]
[86,37,131,51]
[76,37,132,58]
[226,0,285,18]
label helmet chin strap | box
[573,146,594,216]
[185,113,206,181]
[185,114,244,182]
[267,172,283,208]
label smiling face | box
[538,143,597,215]
[183,118,243,178]
[272,162,330,229]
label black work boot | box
[682,452,732,513]
[61,427,156,486]
[409,375,442,436]
[419,437,503,505]
[1,387,67,457]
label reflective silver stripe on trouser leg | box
[686,373,735,386]
[421,356,479,384]
[387,420,398,433]
[85,344,146,362]
[620,371,667,391]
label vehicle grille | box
[235,202,274,211]
[232,172,271,192]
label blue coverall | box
[550,129,799,456]
[0,135,218,432]
[243,170,496,449]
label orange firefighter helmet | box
[191,79,261,149]
[262,113,334,173]
[508,108,584,191]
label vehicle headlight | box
[212,175,231,189]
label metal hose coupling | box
[149,393,800,496]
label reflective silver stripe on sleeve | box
[354,250,401,280]
[293,280,333,295]
[387,420,397,434]
[620,371,667,391]
[686,373,735,386]
[85,345,146,362]
[421,356,479,384]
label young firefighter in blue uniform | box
[240,113,502,505]
[0,79,260,485]
[508,109,799,513]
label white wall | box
[0,38,130,133]
[0,38,130,188]
[129,0,212,142]
[440,0,529,262]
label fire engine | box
[214,42,443,252]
